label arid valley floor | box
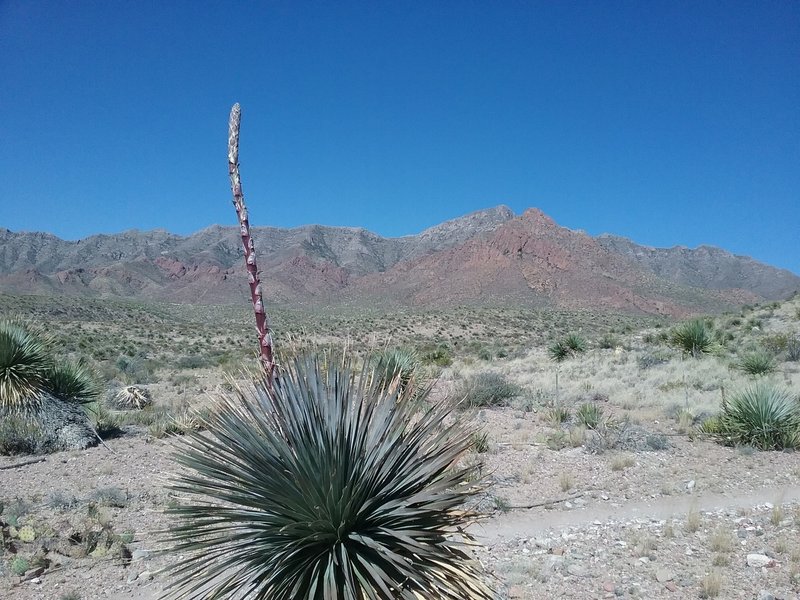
[1,294,800,599]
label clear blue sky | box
[1,1,798,274]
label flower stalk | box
[228,103,274,382]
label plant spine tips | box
[227,103,275,383]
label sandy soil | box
[2,406,799,600]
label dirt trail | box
[475,483,800,543]
[107,484,800,600]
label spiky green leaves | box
[372,347,420,393]
[719,383,800,450]
[163,353,493,600]
[0,321,99,412]
[670,319,714,358]
[0,321,49,410]
[45,360,101,404]
[734,350,777,377]
[548,333,587,362]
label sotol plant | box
[670,319,714,358]
[163,353,494,599]
[734,350,777,377]
[0,321,100,412]
[719,383,800,450]
[548,333,587,362]
[373,347,420,393]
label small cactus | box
[10,556,29,576]
[18,525,35,542]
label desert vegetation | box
[1,293,799,599]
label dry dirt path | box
[475,484,800,544]
[100,483,800,600]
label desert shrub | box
[761,333,789,354]
[162,353,493,599]
[548,333,587,362]
[421,343,453,367]
[637,353,668,370]
[0,321,49,410]
[785,335,800,362]
[734,350,777,377]
[88,402,122,438]
[597,334,619,350]
[470,431,490,453]
[90,487,128,508]
[718,383,800,450]
[546,405,571,425]
[175,355,212,369]
[372,347,420,392]
[114,355,157,384]
[47,491,80,510]
[455,372,520,408]
[477,347,492,361]
[108,385,152,410]
[0,414,44,455]
[575,402,605,429]
[670,319,714,357]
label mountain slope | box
[0,206,796,315]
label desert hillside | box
[1,206,797,316]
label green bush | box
[455,372,521,408]
[597,334,620,350]
[575,402,605,429]
[0,321,49,410]
[735,350,777,377]
[546,405,571,425]
[548,333,587,362]
[719,383,800,450]
[0,321,100,412]
[372,347,419,392]
[477,347,492,361]
[564,333,587,354]
[421,343,453,367]
[163,353,493,599]
[670,319,714,357]
[786,335,800,362]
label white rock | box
[747,554,773,568]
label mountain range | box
[1,206,797,316]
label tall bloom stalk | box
[227,103,274,382]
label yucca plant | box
[373,347,420,393]
[575,402,605,429]
[163,353,494,599]
[670,319,714,358]
[546,405,571,425]
[45,360,101,404]
[548,333,587,362]
[548,340,570,362]
[563,333,587,354]
[0,320,50,411]
[0,321,100,411]
[719,383,800,450]
[734,350,777,377]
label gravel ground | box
[1,410,799,600]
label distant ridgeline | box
[0,207,797,317]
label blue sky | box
[1,1,798,274]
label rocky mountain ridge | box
[0,206,797,316]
